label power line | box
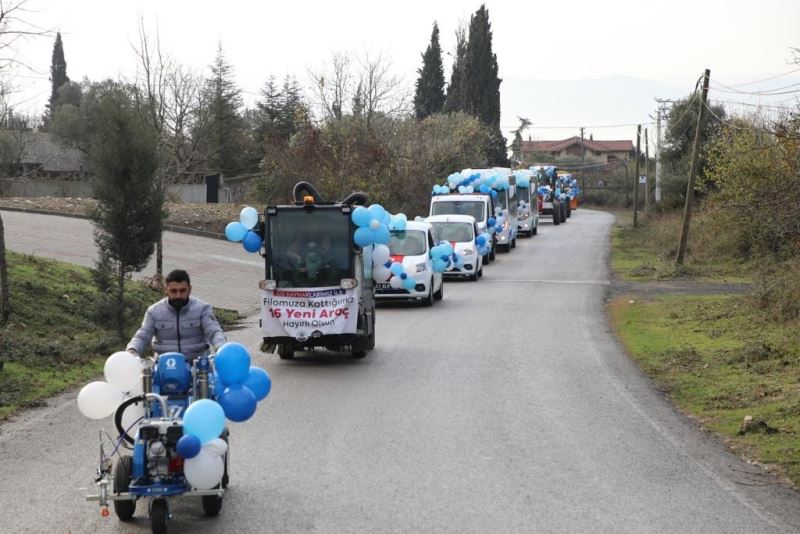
[722,67,800,88]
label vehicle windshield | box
[429,222,474,243]
[431,200,485,222]
[513,186,530,204]
[497,191,508,209]
[267,208,352,288]
[389,230,427,256]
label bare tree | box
[132,19,212,287]
[0,0,51,321]
[357,51,409,128]
[308,51,353,123]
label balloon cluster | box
[225,206,263,253]
[429,241,455,272]
[385,261,419,290]
[513,170,532,189]
[352,204,392,248]
[475,233,491,256]
[178,342,271,490]
[432,184,450,195]
[77,351,144,430]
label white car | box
[426,214,483,280]
[375,220,444,306]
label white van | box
[429,193,496,263]
[490,168,518,252]
[426,214,483,280]
[512,170,539,236]
[375,220,444,306]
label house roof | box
[522,136,633,154]
[12,131,88,173]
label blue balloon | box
[354,227,375,247]
[476,235,487,246]
[218,383,257,423]
[400,272,407,280]
[488,217,497,227]
[351,206,372,227]
[225,222,247,242]
[215,342,251,385]
[183,399,225,443]
[390,262,405,276]
[403,277,416,290]
[242,230,262,253]
[491,190,498,198]
[373,224,390,245]
[243,366,272,401]
[176,434,202,459]
[432,259,447,272]
[368,204,386,222]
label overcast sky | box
[7,0,800,146]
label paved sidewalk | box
[1,210,263,314]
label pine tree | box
[203,43,247,176]
[443,25,467,114]
[463,5,507,165]
[44,32,69,127]
[414,22,446,119]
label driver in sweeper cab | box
[126,269,226,360]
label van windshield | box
[513,186,530,203]
[267,208,352,288]
[389,230,427,256]
[497,191,508,209]
[429,222,473,243]
[431,200,485,222]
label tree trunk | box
[117,262,126,341]
[156,237,164,290]
[0,213,9,322]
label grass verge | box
[608,210,800,486]
[0,252,238,420]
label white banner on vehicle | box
[260,286,358,339]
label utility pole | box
[644,127,650,214]
[676,69,711,266]
[633,124,641,228]
[654,100,666,203]
[579,126,586,198]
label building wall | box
[0,180,233,203]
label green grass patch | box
[609,294,800,485]
[0,252,238,419]
[609,210,758,283]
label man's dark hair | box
[165,269,191,285]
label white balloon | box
[184,449,224,490]
[389,277,403,289]
[104,351,143,393]
[239,206,259,230]
[120,396,146,433]
[203,438,228,457]
[373,266,391,283]
[77,381,125,420]
[372,244,391,265]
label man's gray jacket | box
[127,296,226,358]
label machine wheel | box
[422,281,434,307]
[532,224,538,236]
[560,202,567,222]
[566,201,572,218]
[511,236,517,248]
[490,239,497,261]
[478,264,484,278]
[202,494,223,516]
[433,279,444,300]
[352,314,375,358]
[113,455,135,521]
[150,498,168,534]
[277,343,294,360]
[552,203,561,225]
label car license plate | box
[376,282,390,290]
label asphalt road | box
[1,209,799,533]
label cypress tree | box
[414,22,446,119]
[203,43,247,176]
[45,32,69,126]
[464,5,507,165]
[443,25,467,114]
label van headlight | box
[415,262,427,272]
[462,248,474,256]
